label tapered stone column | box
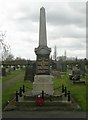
[35,7,51,75]
[32,7,54,95]
[39,7,47,47]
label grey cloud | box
[45,2,85,28]
[6,2,85,35]
[7,2,85,29]
[48,37,86,51]
[0,0,86,59]
[68,2,86,14]
[47,25,85,40]
[47,9,85,28]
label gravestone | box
[32,7,54,95]
[69,64,85,84]
[2,67,6,76]
[79,61,86,77]
[6,66,11,75]
[69,65,80,81]
[24,63,36,82]
[72,65,80,81]
[56,60,67,72]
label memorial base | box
[32,75,54,95]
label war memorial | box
[2,6,87,119]
[32,7,54,95]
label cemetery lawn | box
[2,70,23,82]
[2,69,32,109]
[2,69,87,112]
[53,71,86,111]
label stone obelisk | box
[35,7,51,75]
[32,7,54,95]
[39,7,47,47]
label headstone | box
[2,67,6,76]
[69,70,73,80]
[56,61,62,71]
[24,63,36,82]
[79,61,85,77]
[61,62,67,72]
[69,64,85,84]
[56,60,67,72]
[72,65,80,81]
[32,7,54,95]
[17,65,20,69]
[6,66,11,74]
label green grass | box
[0,89,2,109]
[2,70,24,109]
[53,70,86,111]
[23,81,33,91]
[2,68,87,111]
[2,70,23,82]
[2,69,33,109]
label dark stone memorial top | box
[36,54,50,75]
[35,46,51,75]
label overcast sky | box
[0,0,87,60]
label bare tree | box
[0,31,11,61]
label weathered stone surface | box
[35,46,51,55]
[34,7,51,75]
[32,75,54,95]
[32,7,54,95]
[24,63,36,81]
[36,55,50,75]
[39,7,47,47]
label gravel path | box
[2,75,20,91]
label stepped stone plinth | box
[32,75,54,95]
